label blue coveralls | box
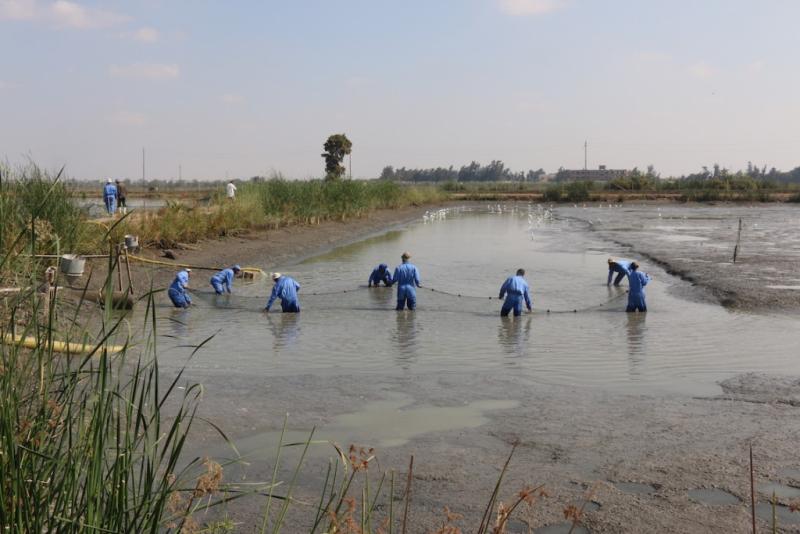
[103,183,118,215]
[499,275,533,317]
[210,268,235,294]
[369,264,393,287]
[168,270,192,308]
[608,260,632,286]
[266,276,301,313]
[393,262,421,310]
[626,269,651,312]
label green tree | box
[321,133,352,181]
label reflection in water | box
[266,313,300,352]
[625,312,647,378]
[497,315,532,359]
[367,286,394,308]
[392,311,418,368]
[211,293,234,308]
[166,310,190,338]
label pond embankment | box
[106,203,447,292]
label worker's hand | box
[264,307,270,313]
[527,307,533,313]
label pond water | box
[158,205,800,399]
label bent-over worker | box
[607,258,632,286]
[393,252,421,310]
[210,265,241,294]
[168,269,192,308]
[368,263,393,287]
[499,268,533,317]
[265,272,300,313]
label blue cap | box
[233,264,241,271]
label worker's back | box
[501,275,529,295]
[628,270,650,294]
[394,263,419,287]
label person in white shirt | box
[226,181,237,200]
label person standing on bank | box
[226,181,237,201]
[393,252,421,310]
[103,178,117,215]
[115,179,127,215]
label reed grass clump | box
[0,163,97,266]
[0,282,209,531]
[241,178,444,225]
[111,179,443,248]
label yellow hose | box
[126,254,265,276]
[86,219,110,231]
[2,334,125,355]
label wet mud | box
[560,203,800,312]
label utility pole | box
[142,147,146,210]
[584,140,588,171]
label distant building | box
[556,165,628,182]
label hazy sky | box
[2,0,799,180]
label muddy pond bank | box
[143,203,800,533]
[77,203,444,294]
[561,202,800,312]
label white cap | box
[106,178,113,183]
[185,268,192,272]
[271,272,281,280]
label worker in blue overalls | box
[210,265,241,294]
[499,268,533,317]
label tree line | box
[381,160,800,185]
[380,161,546,183]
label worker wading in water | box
[499,268,533,317]
[368,263,393,287]
[393,252,421,310]
[168,269,192,308]
[626,261,651,312]
[265,272,301,313]
[607,258,632,286]
[210,265,241,294]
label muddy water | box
[162,205,800,398]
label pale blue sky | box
[1,0,799,180]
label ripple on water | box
[758,483,800,500]
[778,468,800,481]
[755,503,800,526]
[688,488,741,505]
